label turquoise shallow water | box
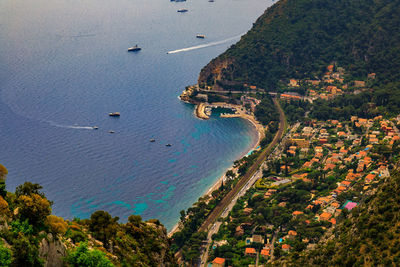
[0,0,272,230]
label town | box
[174,64,400,266]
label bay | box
[0,0,272,230]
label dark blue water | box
[0,0,272,230]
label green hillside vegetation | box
[199,0,400,120]
[280,170,400,266]
[201,0,400,89]
[0,166,175,267]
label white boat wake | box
[167,33,244,54]
[48,121,95,130]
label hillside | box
[279,170,400,266]
[0,170,176,267]
[198,0,400,91]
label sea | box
[0,0,272,230]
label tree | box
[0,243,11,267]
[0,180,6,198]
[89,211,118,249]
[127,214,142,227]
[65,242,114,267]
[11,233,42,266]
[15,182,45,198]
[0,196,10,216]
[17,193,51,225]
[180,210,186,222]
[0,164,8,181]
[46,215,68,235]
[226,170,236,180]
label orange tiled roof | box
[212,257,226,264]
[261,249,270,256]
[320,212,332,221]
[288,230,297,236]
[245,248,256,254]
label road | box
[198,98,287,266]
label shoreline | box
[168,102,264,236]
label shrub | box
[0,242,12,267]
[65,242,114,267]
[0,196,9,215]
[17,193,51,225]
[46,215,68,235]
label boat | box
[128,45,141,52]
[150,139,155,142]
[109,112,120,117]
[93,126,99,130]
[166,144,172,147]
[109,130,115,134]
[196,34,205,39]
[177,9,188,12]
[208,0,214,2]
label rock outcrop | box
[39,233,67,267]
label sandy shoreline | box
[168,103,264,236]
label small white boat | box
[109,130,115,134]
[109,112,120,117]
[177,8,188,12]
[128,45,141,52]
[93,126,99,130]
[196,34,205,39]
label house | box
[280,165,291,172]
[288,230,297,239]
[289,79,299,87]
[245,247,257,256]
[367,73,376,79]
[212,257,225,267]
[369,138,379,144]
[290,139,310,148]
[354,81,366,87]
[260,249,271,259]
[292,211,304,216]
[326,86,338,94]
[252,234,264,244]
[319,138,328,144]
[324,78,335,84]
[340,180,352,187]
[264,189,277,198]
[324,163,336,171]
[365,173,376,183]
[303,161,312,168]
[282,244,291,252]
[331,202,340,208]
[319,212,332,221]
[339,147,348,154]
[306,80,321,86]
[334,186,347,194]
[315,146,323,153]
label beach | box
[168,102,264,236]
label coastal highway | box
[198,98,287,266]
